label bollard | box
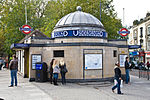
[139,69,140,78]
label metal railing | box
[130,69,150,80]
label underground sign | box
[19,25,33,34]
[118,28,130,36]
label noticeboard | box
[85,54,102,69]
[32,54,42,69]
[119,54,127,67]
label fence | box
[130,69,150,80]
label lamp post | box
[25,5,28,25]
[100,0,102,21]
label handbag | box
[62,66,68,73]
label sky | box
[112,0,150,27]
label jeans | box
[53,73,58,85]
[50,73,53,84]
[61,72,66,84]
[125,69,130,84]
[112,78,121,94]
[10,70,17,86]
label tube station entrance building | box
[11,7,128,81]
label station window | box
[53,50,64,57]
[113,50,117,57]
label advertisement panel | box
[119,54,128,67]
[85,54,102,69]
[32,54,42,69]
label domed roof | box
[55,6,104,29]
[52,6,107,39]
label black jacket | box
[59,63,67,73]
[114,66,121,79]
[125,60,130,69]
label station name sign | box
[52,30,107,38]
[10,43,29,49]
[128,45,141,49]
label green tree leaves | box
[0,0,122,56]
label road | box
[0,69,150,100]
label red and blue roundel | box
[118,28,130,36]
[19,25,34,34]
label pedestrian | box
[59,59,68,85]
[0,57,4,70]
[112,61,123,94]
[146,61,150,70]
[49,59,55,84]
[9,54,18,87]
[125,57,130,84]
[53,59,60,86]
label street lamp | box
[100,0,102,21]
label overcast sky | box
[113,0,150,27]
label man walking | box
[125,57,130,84]
[9,55,18,87]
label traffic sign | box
[19,25,33,34]
[118,28,130,36]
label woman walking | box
[112,61,123,94]
[53,60,60,86]
[59,59,68,85]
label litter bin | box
[35,62,48,82]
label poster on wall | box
[32,54,42,69]
[85,54,102,69]
[119,55,127,67]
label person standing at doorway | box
[49,59,55,84]
[112,61,123,94]
[9,54,18,87]
[53,60,60,86]
[125,57,130,84]
[59,59,68,85]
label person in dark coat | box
[125,57,130,84]
[59,59,68,85]
[146,61,150,70]
[49,59,55,84]
[112,61,123,94]
[9,54,18,87]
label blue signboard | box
[128,45,141,49]
[36,64,43,70]
[14,44,29,48]
[130,51,139,56]
[52,30,107,38]
[10,43,29,49]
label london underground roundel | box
[19,25,33,34]
[118,28,130,36]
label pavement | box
[0,69,150,100]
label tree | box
[0,0,47,56]
[43,0,122,39]
[0,0,123,56]
[133,20,139,25]
[146,12,150,17]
